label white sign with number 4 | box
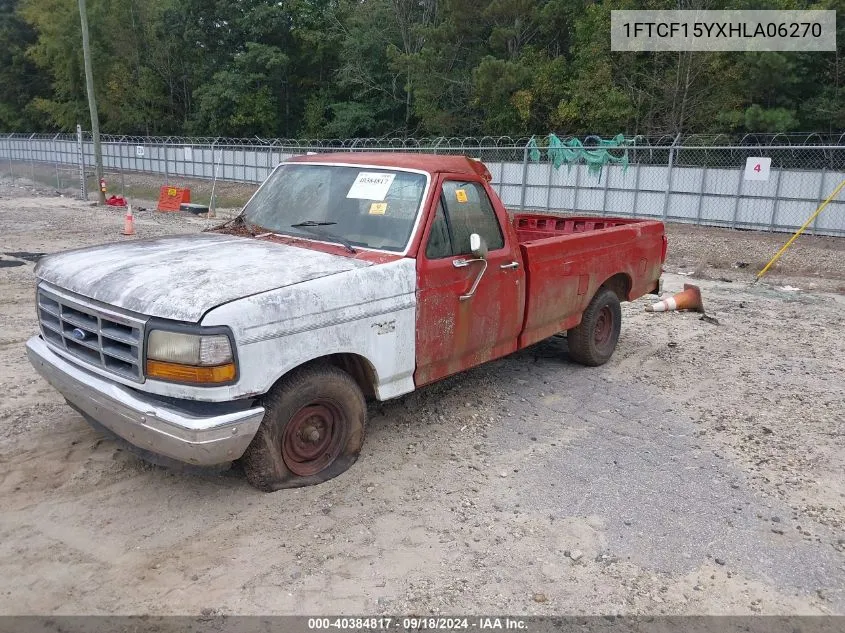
[744,157,771,181]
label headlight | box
[147,330,233,365]
[146,329,236,384]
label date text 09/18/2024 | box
[307,617,528,630]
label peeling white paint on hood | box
[34,234,371,322]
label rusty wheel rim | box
[282,401,346,477]
[594,306,614,350]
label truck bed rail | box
[512,213,644,243]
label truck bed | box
[510,213,666,350]
[512,213,650,243]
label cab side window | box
[425,181,504,258]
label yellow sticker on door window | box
[455,189,468,203]
[369,202,387,215]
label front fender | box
[202,258,418,401]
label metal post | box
[695,165,708,225]
[213,142,218,179]
[8,134,15,180]
[519,144,529,211]
[769,165,783,231]
[76,124,87,200]
[630,162,641,217]
[177,141,183,180]
[208,140,219,218]
[218,138,224,182]
[573,162,581,211]
[545,159,554,210]
[119,135,126,197]
[29,133,36,183]
[53,133,61,190]
[811,168,826,235]
[662,136,680,220]
[496,157,505,198]
[731,168,744,228]
[164,138,169,185]
[601,164,611,213]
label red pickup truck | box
[27,152,666,490]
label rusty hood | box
[34,233,372,322]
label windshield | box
[243,164,428,252]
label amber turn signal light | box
[146,359,236,384]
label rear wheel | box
[566,287,622,367]
[241,364,366,491]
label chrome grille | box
[37,286,146,382]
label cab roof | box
[288,152,490,179]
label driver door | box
[414,177,525,387]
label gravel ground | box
[665,224,845,289]
[0,177,843,616]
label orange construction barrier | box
[157,186,191,212]
[645,283,704,313]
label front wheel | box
[566,287,622,367]
[241,364,366,491]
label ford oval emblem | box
[71,328,87,341]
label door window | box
[425,181,504,258]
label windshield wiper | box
[290,220,356,253]
[291,220,337,227]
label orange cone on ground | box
[645,283,704,313]
[122,205,135,236]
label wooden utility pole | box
[78,0,106,204]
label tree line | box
[1,0,844,139]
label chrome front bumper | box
[26,335,265,466]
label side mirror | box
[470,233,488,259]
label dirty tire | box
[241,364,366,491]
[566,287,622,367]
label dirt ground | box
[0,177,843,616]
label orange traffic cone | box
[645,283,704,313]
[122,205,135,236]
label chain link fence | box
[1,131,844,236]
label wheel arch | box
[599,272,633,302]
[265,353,379,400]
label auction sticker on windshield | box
[347,172,396,200]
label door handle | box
[453,256,484,269]
[500,261,520,270]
